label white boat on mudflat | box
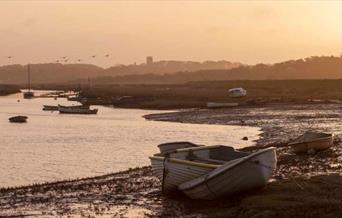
[58,104,98,114]
[158,141,203,155]
[150,156,219,194]
[288,131,333,153]
[178,147,277,200]
[150,145,249,193]
[228,88,247,98]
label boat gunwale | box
[179,147,276,191]
[157,141,200,148]
[175,145,226,153]
[149,156,220,169]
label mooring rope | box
[161,154,169,194]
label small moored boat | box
[58,104,98,114]
[178,147,277,200]
[288,131,334,153]
[9,116,28,123]
[42,105,59,111]
[23,64,34,99]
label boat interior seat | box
[209,146,249,161]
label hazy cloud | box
[251,6,276,19]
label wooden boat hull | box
[178,147,277,200]
[58,107,98,114]
[9,116,28,123]
[150,156,218,193]
[290,137,333,153]
[288,132,333,153]
[58,105,97,114]
[42,105,59,111]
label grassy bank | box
[74,79,342,109]
[0,84,20,96]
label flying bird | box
[7,56,12,59]
[77,59,82,62]
[92,55,96,58]
[105,54,110,57]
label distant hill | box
[0,64,103,84]
[0,60,240,84]
[4,56,342,85]
[104,60,240,76]
[88,56,342,84]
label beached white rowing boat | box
[150,156,219,194]
[158,141,203,155]
[150,145,250,193]
[288,131,333,153]
[178,147,277,200]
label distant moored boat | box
[42,105,59,111]
[9,116,28,123]
[23,64,34,99]
[58,104,98,114]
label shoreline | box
[1,103,342,217]
[0,86,20,96]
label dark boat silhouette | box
[23,64,34,99]
[9,116,28,123]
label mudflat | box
[2,103,342,217]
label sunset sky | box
[1,1,342,67]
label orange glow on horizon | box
[0,1,342,67]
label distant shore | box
[0,85,20,96]
[1,103,342,217]
[75,80,342,110]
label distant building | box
[146,56,153,65]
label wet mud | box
[2,103,342,217]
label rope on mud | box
[204,174,217,198]
[161,154,169,194]
[290,177,305,190]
